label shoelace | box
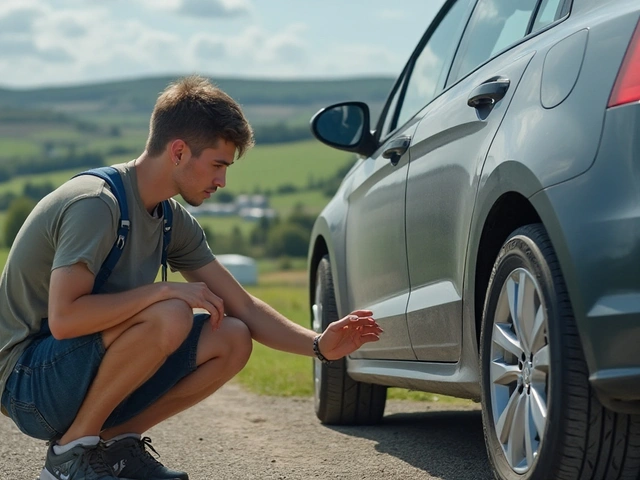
[141,437,160,457]
[130,437,164,469]
[81,446,115,478]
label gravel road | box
[0,383,494,480]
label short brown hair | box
[145,75,254,158]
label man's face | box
[178,139,236,207]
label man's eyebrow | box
[215,159,234,166]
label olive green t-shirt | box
[0,161,215,396]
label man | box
[0,76,382,480]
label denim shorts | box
[0,313,209,441]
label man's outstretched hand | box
[318,310,383,361]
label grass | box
[226,140,354,194]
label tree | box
[266,223,309,258]
[4,197,36,247]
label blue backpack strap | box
[73,167,130,294]
[161,199,172,282]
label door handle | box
[382,136,411,166]
[467,77,510,109]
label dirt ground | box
[0,383,494,480]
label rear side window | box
[531,0,567,33]
[449,0,539,83]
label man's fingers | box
[350,309,373,317]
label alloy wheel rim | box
[312,280,323,409]
[490,267,550,473]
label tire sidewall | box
[313,257,347,420]
[480,230,566,480]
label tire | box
[312,255,387,425]
[479,224,640,480]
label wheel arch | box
[307,216,349,322]
[473,192,542,345]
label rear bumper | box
[531,103,640,413]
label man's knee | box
[196,316,252,369]
[222,317,253,367]
[152,299,194,354]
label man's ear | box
[169,139,189,165]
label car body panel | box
[530,102,640,410]
[345,122,419,360]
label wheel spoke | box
[496,389,521,444]
[516,272,537,354]
[524,396,535,467]
[529,305,546,353]
[506,394,527,467]
[493,323,523,358]
[507,276,520,335]
[530,385,548,438]
[533,345,550,373]
[491,360,520,386]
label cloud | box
[193,37,228,60]
[178,0,250,18]
[375,9,407,21]
[190,23,308,72]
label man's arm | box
[48,263,224,340]
[181,260,381,360]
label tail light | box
[608,19,640,108]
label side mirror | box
[310,102,377,157]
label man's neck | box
[133,152,177,214]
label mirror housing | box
[310,101,377,157]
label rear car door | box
[404,0,563,361]
[347,0,471,360]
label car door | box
[404,0,557,361]
[348,0,472,361]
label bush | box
[266,223,309,258]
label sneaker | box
[40,442,118,480]
[101,436,188,480]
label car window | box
[531,0,567,33]
[394,0,470,130]
[449,0,539,84]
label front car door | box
[348,0,472,360]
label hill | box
[0,76,394,126]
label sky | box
[0,0,446,89]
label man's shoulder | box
[49,174,119,218]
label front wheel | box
[312,255,386,425]
[480,224,640,480]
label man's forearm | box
[238,295,316,356]
[48,282,174,339]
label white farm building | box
[216,254,258,286]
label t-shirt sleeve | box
[167,201,215,272]
[51,196,118,275]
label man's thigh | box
[1,313,210,440]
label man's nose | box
[214,171,226,188]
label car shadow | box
[327,409,493,480]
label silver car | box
[308,0,640,478]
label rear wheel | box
[312,255,386,425]
[480,224,640,480]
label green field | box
[0,139,350,244]
[0,139,350,198]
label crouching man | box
[0,75,382,480]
